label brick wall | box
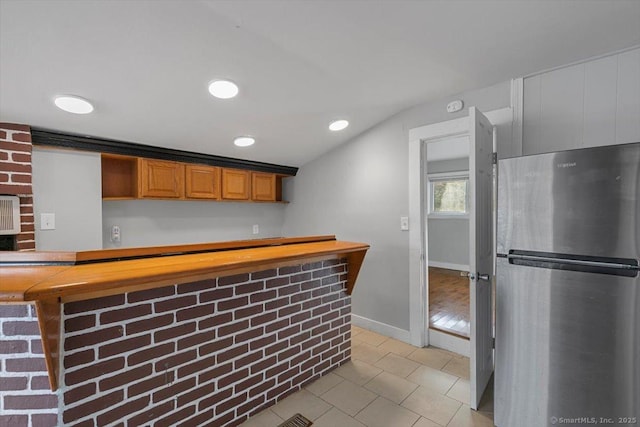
[0,122,35,251]
[58,258,350,426]
[0,304,59,427]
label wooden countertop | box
[0,235,337,265]
[0,236,369,303]
[0,266,70,302]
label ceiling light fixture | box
[208,80,239,99]
[54,95,94,114]
[234,136,255,147]
[329,119,349,131]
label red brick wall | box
[0,123,35,251]
[0,304,59,427]
[60,259,350,426]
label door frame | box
[407,107,512,347]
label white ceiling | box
[1,0,639,167]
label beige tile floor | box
[241,326,494,427]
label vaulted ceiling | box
[1,0,639,166]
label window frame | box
[427,170,470,219]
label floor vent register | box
[277,413,313,427]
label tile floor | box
[241,326,494,427]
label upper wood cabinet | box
[221,169,250,200]
[251,172,277,202]
[101,154,289,202]
[139,159,184,198]
[185,165,220,199]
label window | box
[428,173,469,216]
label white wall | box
[32,147,103,251]
[102,200,285,248]
[427,218,469,270]
[523,47,640,154]
[282,81,511,331]
[427,157,470,270]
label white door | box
[468,107,495,409]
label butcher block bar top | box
[0,235,369,303]
[0,235,369,400]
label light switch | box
[252,224,259,234]
[400,216,409,231]
[40,213,55,230]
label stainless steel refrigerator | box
[495,142,640,427]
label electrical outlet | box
[252,224,259,234]
[111,225,121,242]
[40,213,55,230]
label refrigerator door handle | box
[507,253,639,270]
[506,252,639,277]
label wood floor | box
[429,267,470,339]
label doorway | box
[409,106,513,409]
[425,136,471,340]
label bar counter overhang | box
[0,235,368,426]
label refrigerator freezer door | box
[495,258,639,427]
[497,142,640,260]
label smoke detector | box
[446,100,464,113]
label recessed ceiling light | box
[329,119,349,131]
[208,80,239,99]
[234,136,255,147]
[54,95,94,114]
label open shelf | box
[101,154,138,199]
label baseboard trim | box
[428,261,469,272]
[429,328,470,357]
[351,314,411,344]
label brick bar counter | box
[0,236,368,427]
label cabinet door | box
[139,159,184,198]
[616,48,640,144]
[524,63,585,155]
[583,55,617,147]
[185,165,220,199]
[251,172,276,201]
[221,168,250,200]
